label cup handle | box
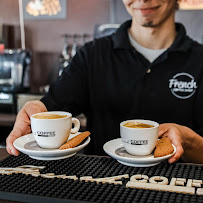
[70,118,80,134]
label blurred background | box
[0,0,202,147]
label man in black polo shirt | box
[6,0,203,164]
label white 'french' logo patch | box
[169,73,197,99]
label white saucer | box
[103,138,176,167]
[14,132,90,161]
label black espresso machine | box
[0,49,31,113]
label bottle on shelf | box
[59,34,71,76]
[71,34,78,59]
[58,33,91,76]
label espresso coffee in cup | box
[33,114,67,119]
[31,111,80,149]
[123,122,154,129]
[120,119,159,156]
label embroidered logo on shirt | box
[169,73,197,99]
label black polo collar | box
[112,20,193,52]
[112,20,133,50]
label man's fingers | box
[168,145,184,163]
[158,125,169,138]
[7,111,31,156]
[24,100,47,118]
[6,101,47,156]
[158,124,184,164]
[6,131,20,156]
[168,138,184,163]
[6,126,31,156]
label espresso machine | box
[0,49,31,113]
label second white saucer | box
[103,138,176,167]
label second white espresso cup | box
[31,111,80,149]
[120,119,159,156]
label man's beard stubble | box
[142,21,156,27]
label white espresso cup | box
[120,119,159,156]
[31,111,80,149]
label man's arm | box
[40,43,90,116]
[159,123,203,164]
